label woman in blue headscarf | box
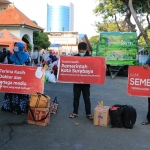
[1,42,30,114]
[10,42,29,65]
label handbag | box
[50,97,58,114]
[29,93,50,108]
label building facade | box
[0,4,43,53]
[46,32,92,56]
[47,1,74,32]
[47,31,78,55]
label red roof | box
[0,5,43,30]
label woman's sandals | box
[69,113,78,119]
[69,114,93,120]
[86,115,93,120]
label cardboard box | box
[28,107,50,126]
[94,106,110,126]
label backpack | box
[109,104,137,129]
[123,105,137,129]
[0,51,5,63]
[34,58,38,64]
[109,104,125,128]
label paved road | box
[0,76,150,150]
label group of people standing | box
[0,41,93,119]
[2,41,150,126]
[1,42,30,114]
[32,47,58,68]
[0,42,58,114]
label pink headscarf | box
[52,50,56,56]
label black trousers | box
[73,84,91,115]
[147,98,150,121]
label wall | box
[47,32,78,55]
[0,26,33,52]
[20,27,33,44]
[0,26,32,43]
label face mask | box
[14,46,19,52]
[79,52,85,56]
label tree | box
[27,43,32,52]
[94,0,150,45]
[32,20,50,50]
[94,19,128,32]
[89,35,99,46]
[33,31,50,50]
[128,0,150,44]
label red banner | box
[127,66,150,96]
[57,56,106,84]
[0,64,44,94]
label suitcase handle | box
[35,93,49,108]
[37,92,48,98]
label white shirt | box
[31,51,42,66]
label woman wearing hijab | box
[1,42,30,114]
[10,42,29,65]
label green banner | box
[96,32,138,66]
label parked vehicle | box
[93,32,138,79]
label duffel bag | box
[109,104,125,128]
[29,93,50,108]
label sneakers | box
[141,120,150,125]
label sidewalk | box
[0,76,150,150]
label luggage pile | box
[109,104,137,129]
[93,101,137,129]
[28,93,51,126]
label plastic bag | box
[48,73,56,83]
[45,70,50,79]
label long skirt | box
[1,93,29,114]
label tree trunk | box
[148,0,150,8]
[125,7,136,32]
[129,0,150,44]
[115,15,121,31]
[146,14,150,29]
[137,33,142,40]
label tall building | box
[47,1,74,32]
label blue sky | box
[10,0,100,38]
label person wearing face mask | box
[13,42,19,53]
[1,42,30,114]
[69,42,93,120]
